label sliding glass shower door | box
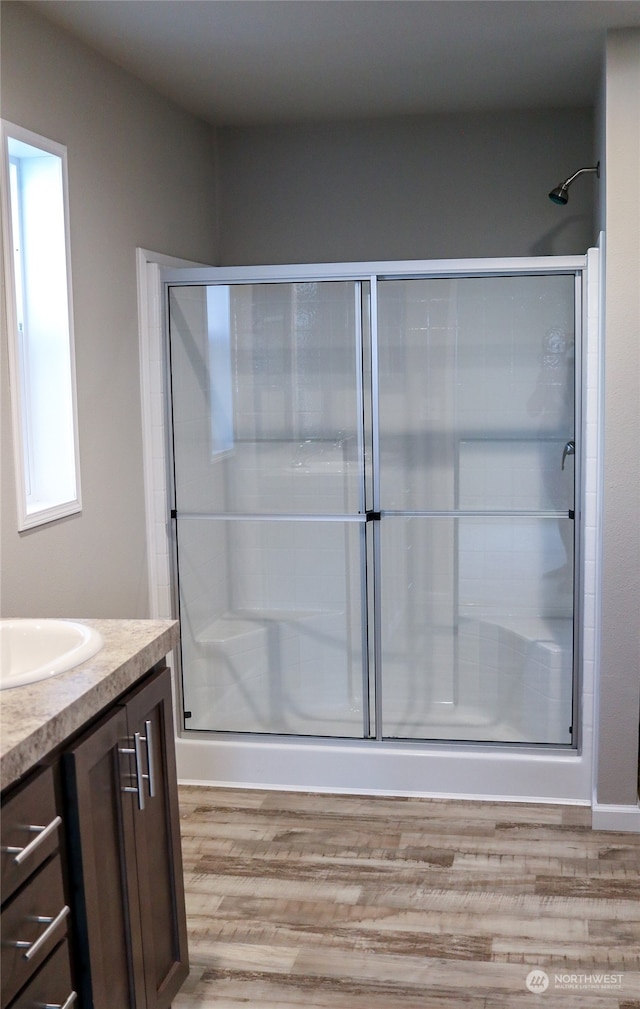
[168,281,370,736]
[168,266,578,746]
[376,275,576,743]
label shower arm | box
[561,165,600,189]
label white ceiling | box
[27,0,640,126]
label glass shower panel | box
[169,278,369,739]
[376,274,576,745]
[169,281,363,515]
[379,515,573,744]
[177,517,366,736]
[377,275,575,512]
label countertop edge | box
[1,619,179,792]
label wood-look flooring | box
[174,786,640,1008]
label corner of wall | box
[211,126,222,267]
[594,27,640,820]
[594,53,606,237]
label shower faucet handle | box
[561,440,575,470]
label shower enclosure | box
[166,261,579,749]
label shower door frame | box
[162,255,587,754]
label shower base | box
[175,728,590,804]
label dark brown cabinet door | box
[63,667,188,1009]
[64,704,146,1009]
[126,669,189,1009]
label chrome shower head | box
[548,163,600,205]
[549,184,570,205]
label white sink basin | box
[0,619,103,690]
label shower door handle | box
[561,440,575,470]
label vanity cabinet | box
[64,665,189,1009]
[1,764,76,1009]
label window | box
[1,121,81,530]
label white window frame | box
[1,120,82,530]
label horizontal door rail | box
[171,511,367,522]
[380,509,574,519]
[172,509,573,521]
[162,255,587,287]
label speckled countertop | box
[0,619,179,792]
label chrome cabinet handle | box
[8,905,70,961]
[144,719,156,799]
[561,440,575,470]
[133,731,147,811]
[3,816,62,865]
[120,736,146,811]
[119,724,155,810]
[39,993,77,1009]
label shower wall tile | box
[227,518,358,615]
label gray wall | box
[596,29,640,807]
[217,110,596,265]
[0,2,218,617]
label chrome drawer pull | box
[3,816,62,865]
[8,905,70,961]
[40,993,77,1009]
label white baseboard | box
[591,802,640,833]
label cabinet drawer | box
[1,766,61,903]
[1,856,69,1007]
[7,939,76,1009]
